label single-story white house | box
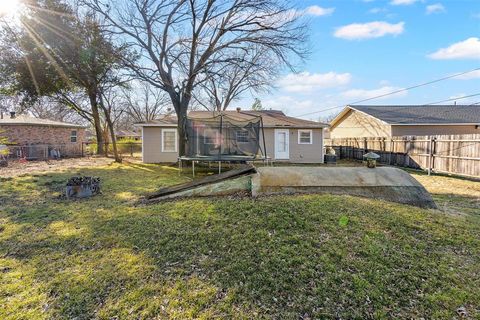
[135,109,328,163]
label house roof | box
[115,129,141,137]
[0,114,86,128]
[331,105,480,127]
[136,110,328,128]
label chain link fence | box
[81,142,142,158]
[2,144,83,161]
[0,141,142,164]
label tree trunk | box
[88,92,104,155]
[102,123,109,157]
[175,99,189,157]
[106,116,121,163]
[99,93,121,163]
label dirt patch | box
[0,157,115,178]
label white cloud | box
[341,86,407,101]
[390,0,418,5]
[263,96,315,112]
[278,72,352,93]
[334,21,404,40]
[369,7,388,14]
[304,5,335,16]
[426,3,445,14]
[454,70,480,80]
[428,37,480,60]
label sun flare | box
[0,0,20,16]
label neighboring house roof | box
[115,129,141,137]
[331,105,480,128]
[0,114,86,128]
[136,110,328,128]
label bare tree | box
[193,47,278,111]
[26,97,86,123]
[121,82,168,123]
[83,0,308,155]
[98,86,127,162]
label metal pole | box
[219,114,223,161]
[193,160,195,178]
[260,117,267,161]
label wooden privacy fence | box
[326,134,480,178]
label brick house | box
[0,112,86,159]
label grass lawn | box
[0,161,479,319]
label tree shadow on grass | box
[431,193,480,218]
[1,167,480,319]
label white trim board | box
[298,129,313,144]
[161,128,178,153]
[274,129,290,160]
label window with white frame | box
[204,129,219,145]
[298,130,312,144]
[162,129,177,152]
[70,130,77,143]
[236,130,249,143]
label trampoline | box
[179,111,271,176]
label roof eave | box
[391,123,480,126]
[263,125,328,128]
[0,122,86,128]
[329,106,353,129]
[134,123,178,127]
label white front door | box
[274,129,289,160]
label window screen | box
[70,130,77,143]
[236,130,249,143]
[162,130,177,152]
[298,130,312,144]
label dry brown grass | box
[0,157,114,178]
[410,171,480,217]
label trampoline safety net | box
[184,113,262,160]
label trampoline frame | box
[178,155,273,177]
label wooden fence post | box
[389,138,394,165]
[431,137,436,174]
[428,136,432,175]
[404,138,409,167]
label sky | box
[236,0,480,120]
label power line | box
[294,67,480,118]
[424,93,480,105]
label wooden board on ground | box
[146,165,256,200]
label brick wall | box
[0,125,85,155]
